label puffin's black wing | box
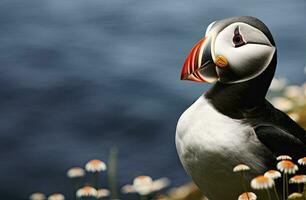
[253,101,306,160]
[254,125,306,159]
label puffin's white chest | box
[176,95,253,155]
[175,96,268,200]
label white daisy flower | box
[168,185,191,199]
[238,192,257,200]
[284,85,304,99]
[96,189,110,198]
[271,97,294,112]
[121,184,135,194]
[85,159,107,172]
[47,193,65,200]
[270,78,287,92]
[297,157,306,165]
[250,175,274,190]
[67,167,85,178]
[233,164,250,172]
[30,193,46,200]
[277,160,299,174]
[76,186,97,198]
[264,170,281,180]
[289,175,306,184]
[276,155,292,161]
[302,82,306,96]
[133,175,153,195]
[287,192,303,200]
[151,178,170,191]
[123,176,170,195]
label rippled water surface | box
[0,0,305,199]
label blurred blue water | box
[0,0,305,199]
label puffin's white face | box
[212,22,275,83]
[181,19,276,83]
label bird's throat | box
[205,55,277,119]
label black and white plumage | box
[176,16,306,200]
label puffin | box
[176,16,306,200]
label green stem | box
[298,183,301,193]
[303,184,306,200]
[283,173,286,200]
[240,172,248,192]
[266,189,272,200]
[108,147,119,199]
[285,173,288,199]
[93,172,99,189]
[140,195,148,200]
[72,180,78,200]
[273,185,280,200]
[240,173,250,200]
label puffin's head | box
[181,16,276,83]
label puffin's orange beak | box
[180,36,218,83]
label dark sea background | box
[0,0,305,199]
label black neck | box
[205,54,277,119]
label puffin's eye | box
[233,27,245,47]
